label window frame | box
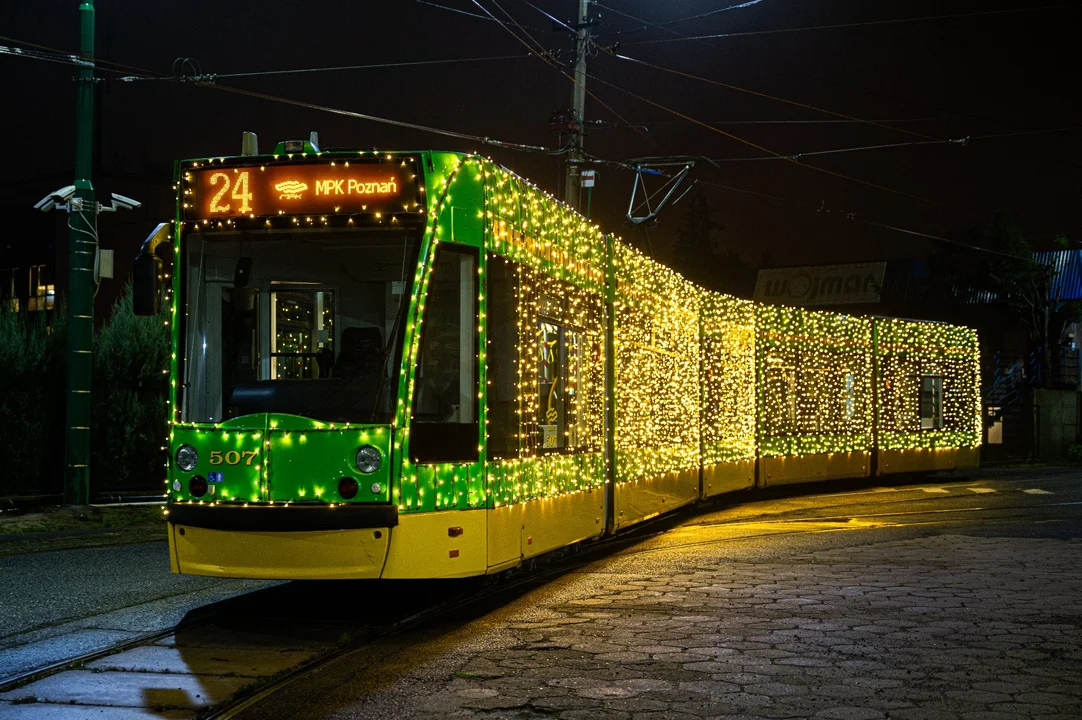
[919,374,945,431]
[408,243,481,464]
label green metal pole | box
[65,0,96,505]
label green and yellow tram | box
[135,139,981,580]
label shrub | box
[91,284,170,490]
[0,308,66,495]
[0,284,169,497]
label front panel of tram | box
[151,147,428,578]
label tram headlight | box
[355,445,381,474]
[175,444,198,472]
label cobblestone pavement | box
[255,523,1082,720]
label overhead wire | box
[589,4,939,142]
[607,50,940,141]
[707,127,1081,163]
[593,5,1082,175]
[414,0,546,32]
[0,37,564,155]
[589,153,1031,260]
[119,53,536,82]
[622,4,1082,46]
[468,0,655,145]
[641,116,951,126]
[504,3,954,208]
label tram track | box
[4,476,1072,718]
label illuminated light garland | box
[700,290,756,465]
[755,304,873,458]
[162,148,982,516]
[480,162,607,507]
[613,242,701,484]
[874,317,982,450]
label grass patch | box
[0,505,166,536]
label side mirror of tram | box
[133,253,164,315]
[133,222,172,316]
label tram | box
[134,139,981,580]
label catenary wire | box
[590,153,1030,260]
[414,0,546,32]
[605,50,940,141]
[0,34,1055,252]
[707,127,1082,163]
[0,38,566,155]
[533,3,942,142]
[469,0,655,145]
[642,117,951,126]
[578,69,949,209]
[623,4,1082,46]
[510,2,951,205]
[119,53,536,82]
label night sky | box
[2,0,1081,278]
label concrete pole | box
[564,0,589,210]
[65,0,97,504]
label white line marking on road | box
[1023,488,1053,495]
[967,487,997,494]
[921,488,950,494]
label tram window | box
[487,256,519,459]
[844,372,856,420]
[410,246,479,463]
[764,366,797,434]
[269,288,334,379]
[537,319,580,452]
[920,375,944,430]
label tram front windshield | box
[179,230,418,425]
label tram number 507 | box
[208,171,253,214]
[209,450,260,466]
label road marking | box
[921,487,950,494]
[1023,488,1053,495]
[967,487,997,494]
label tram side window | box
[764,366,798,435]
[843,372,856,421]
[487,256,520,459]
[920,375,944,430]
[410,246,479,463]
[537,315,580,452]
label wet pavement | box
[0,540,274,682]
[1,469,1080,719]
[239,471,1082,720]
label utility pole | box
[66,0,97,504]
[564,0,591,211]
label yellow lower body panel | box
[759,451,870,487]
[487,504,523,573]
[170,524,390,580]
[522,488,604,559]
[877,446,980,475]
[702,459,755,498]
[615,467,698,530]
[380,509,487,579]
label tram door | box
[408,244,484,520]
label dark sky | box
[3,0,1081,271]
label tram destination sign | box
[184,160,420,220]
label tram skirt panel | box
[614,467,699,531]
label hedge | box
[0,285,169,497]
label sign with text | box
[753,262,887,306]
[185,160,420,220]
